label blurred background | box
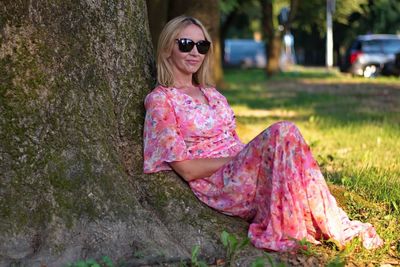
[146,0,400,84]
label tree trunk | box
[146,0,169,52]
[267,34,282,75]
[261,0,299,76]
[0,1,247,265]
[262,0,279,76]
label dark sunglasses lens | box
[177,39,210,54]
[178,39,195,52]
[196,40,210,54]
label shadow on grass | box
[221,68,400,127]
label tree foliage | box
[293,0,366,37]
[220,0,400,67]
[350,0,400,34]
[220,0,262,39]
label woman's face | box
[168,24,207,80]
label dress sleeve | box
[143,90,188,173]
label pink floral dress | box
[143,85,383,251]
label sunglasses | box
[175,38,211,55]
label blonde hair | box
[156,16,214,87]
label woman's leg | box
[249,121,382,251]
[190,121,383,251]
[248,121,335,250]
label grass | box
[221,66,400,265]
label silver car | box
[340,34,400,77]
[224,39,266,68]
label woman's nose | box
[189,45,200,55]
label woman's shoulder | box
[144,85,174,109]
[202,86,224,96]
[145,85,171,106]
[202,86,229,103]
[146,85,169,97]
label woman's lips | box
[187,60,200,65]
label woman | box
[143,16,383,252]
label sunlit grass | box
[221,67,400,264]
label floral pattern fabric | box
[143,85,244,173]
[143,85,383,251]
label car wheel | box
[240,59,252,69]
[363,65,380,78]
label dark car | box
[382,51,400,76]
[340,34,400,77]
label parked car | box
[382,51,400,76]
[224,39,266,68]
[340,34,400,77]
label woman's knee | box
[267,121,299,134]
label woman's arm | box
[169,157,233,181]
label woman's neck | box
[174,78,194,88]
[171,68,194,88]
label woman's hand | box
[169,157,233,181]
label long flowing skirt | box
[189,121,383,251]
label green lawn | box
[221,67,400,265]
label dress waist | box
[185,134,244,159]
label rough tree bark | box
[0,1,248,266]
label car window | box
[225,40,265,62]
[350,41,361,50]
[361,40,382,53]
[382,39,400,53]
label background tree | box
[290,0,400,66]
[220,0,300,75]
[0,1,248,265]
[292,0,366,66]
[146,0,169,50]
[146,0,224,87]
[221,0,400,69]
[261,0,299,76]
[220,0,262,68]
[345,0,400,37]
